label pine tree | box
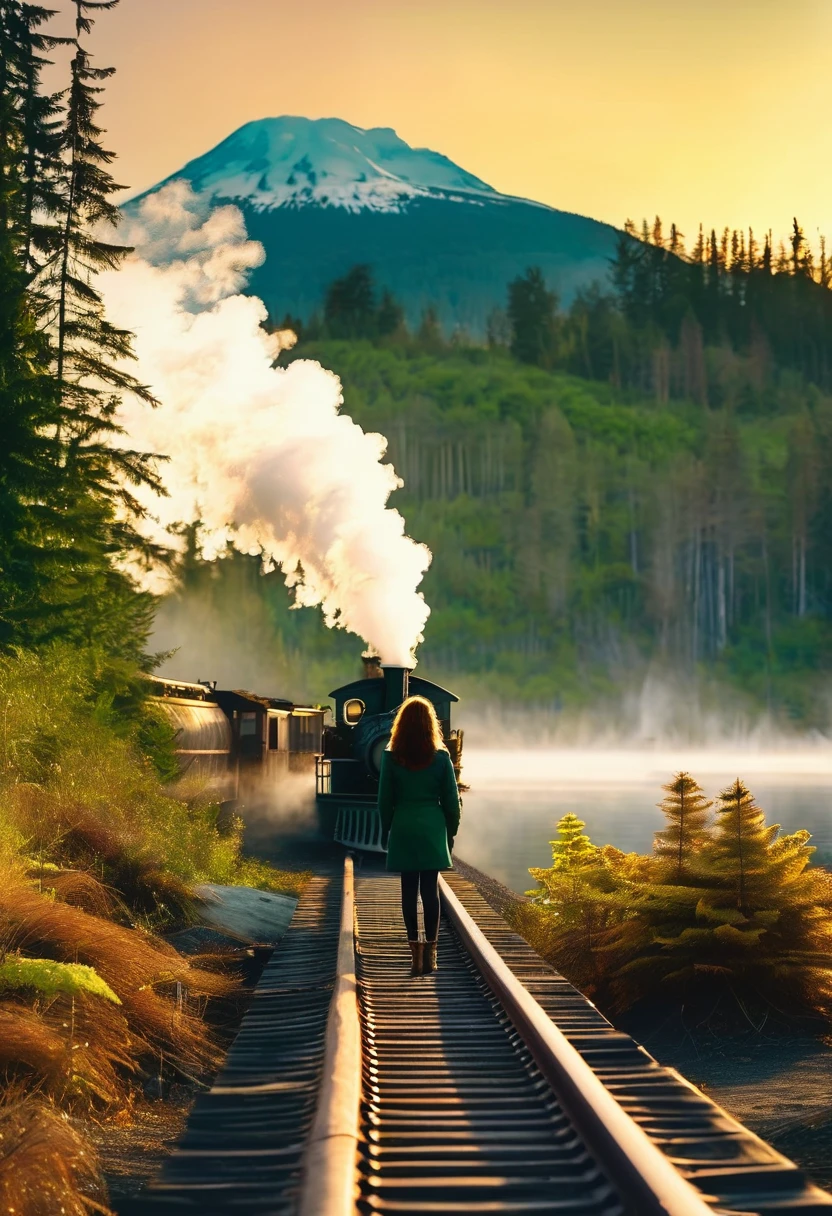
[653,771,712,881]
[547,811,598,872]
[719,227,730,270]
[0,3,70,646]
[47,1,154,423]
[375,287,404,338]
[323,263,377,339]
[416,304,444,350]
[602,776,832,1020]
[0,1,161,660]
[507,266,558,366]
[819,236,830,289]
[709,778,785,912]
[11,3,66,274]
[747,228,758,273]
[762,231,772,274]
[526,814,625,992]
[791,217,805,277]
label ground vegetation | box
[519,777,832,1028]
[0,643,307,1211]
[0,6,306,1207]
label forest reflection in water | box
[455,747,832,893]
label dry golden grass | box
[0,1005,68,1090]
[0,1088,111,1215]
[37,868,126,920]
[0,998,131,1111]
[0,875,236,1080]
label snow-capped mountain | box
[134,116,623,336]
[160,115,497,214]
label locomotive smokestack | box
[381,665,410,712]
[362,654,383,680]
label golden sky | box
[46,0,831,249]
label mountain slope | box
[132,116,623,336]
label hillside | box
[153,341,832,732]
[129,115,622,337]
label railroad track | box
[355,871,623,1214]
[314,857,832,1216]
[135,857,832,1215]
[134,873,343,1215]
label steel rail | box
[439,875,717,1216]
[298,855,361,1216]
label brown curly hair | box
[389,696,444,770]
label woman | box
[378,695,461,975]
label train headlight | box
[344,698,365,725]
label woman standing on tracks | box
[378,695,461,976]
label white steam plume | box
[102,182,431,667]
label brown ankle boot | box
[423,940,438,974]
[408,940,424,976]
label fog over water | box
[455,748,832,893]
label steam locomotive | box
[149,659,462,852]
[316,658,463,852]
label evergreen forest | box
[268,310,832,727]
[251,208,832,728]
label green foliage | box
[274,339,832,723]
[523,772,832,1026]
[543,812,598,872]
[709,779,786,911]
[0,0,162,665]
[653,772,711,882]
[508,266,558,366]
[0,955,120,1004]
[0,645,303,919]
[613,216,832,396]
[321,263,406,341]
[234,859,312,899]
[134,700,180,784]
[526,814,630,991]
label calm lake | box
[455,747,832,892]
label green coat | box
[378,748,461,872]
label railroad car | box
[148,676,326,802]
[316,659,463,851]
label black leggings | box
[400,870,440,942]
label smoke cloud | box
[101,182,432,666]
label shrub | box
[609,780,832,1021]
[523,774,832,1027]
[526,814,633,992]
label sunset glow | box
[44,0,832,248]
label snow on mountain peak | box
[166,116,497,214]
